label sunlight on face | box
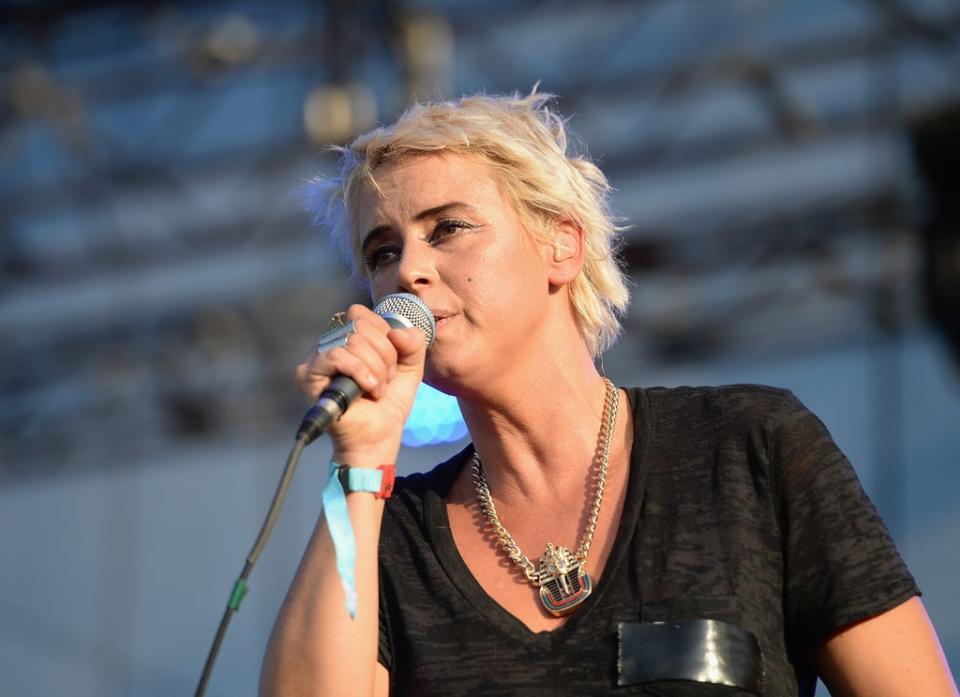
[352,153,557,393]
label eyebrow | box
[360,202,476,251]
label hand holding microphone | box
[295,293,435,453]
[195,295,433,694]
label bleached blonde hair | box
[305,90,630,355]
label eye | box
[362,243,401,273]
[430,218,476,241]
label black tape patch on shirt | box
[617,619,763,693]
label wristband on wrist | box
[335,463,396,499]
[321,461,396,619]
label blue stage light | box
[402,383,468,447]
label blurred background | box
[2,0,959,694]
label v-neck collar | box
[421,387,651,649]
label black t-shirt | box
[377,386,918,696]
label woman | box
[260,92,957,696]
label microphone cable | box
[194,433,307,697]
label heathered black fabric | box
[376,386,918,696]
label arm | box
[770,395,956,695]
[814,596,958,697]
[259,306,427,697]
[259,490,391,697]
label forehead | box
[353,153,506,232]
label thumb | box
[390,326,428,371]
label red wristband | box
[376,464,396,499]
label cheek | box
[366,267,398,301]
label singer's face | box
[354,153,555,392]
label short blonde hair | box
[305,90,630,355]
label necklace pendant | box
[537,544,593,616]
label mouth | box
[433,313,454,333]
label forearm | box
[268,302,424,695]
[259,489,386,697]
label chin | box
[424,339,501,399]
[423,348,479,397]
[423,365,461,397]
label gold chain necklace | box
[471,378,619,616]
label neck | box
[456,343,613,507]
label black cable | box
[194,434,309,697]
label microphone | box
[296,293,436,445]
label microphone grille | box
[373,293,436,348]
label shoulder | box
[630,383,806,434]
[624,384,825,485]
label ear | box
[546,219,585,287]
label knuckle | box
[326,346,351,362]
[345,303,369,320]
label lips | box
[432,312,454,334]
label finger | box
[298,342,382,401]
[315,346,382,396]
[343,304,391,334]
[388,326,428,368]
[337,331,394,398]
[351,317,401,381]
[294,360,329,403]
[295,304,400,402]
[322,315,398,393]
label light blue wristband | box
[343,467,384,495]
[321,462,394,619]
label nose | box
[394,240,437,293]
